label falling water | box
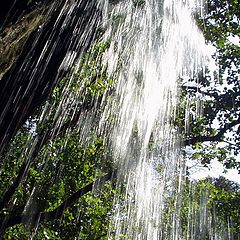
[0,0,235,239]
[98,0,207,239]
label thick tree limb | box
[0,98,95,212]
[0,130,51,212]
[184,117,240,145]
[0,102,94,213]
[0,171,113,230]
[181,85,219,99]
[0,162,30,212]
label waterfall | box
[98,0,207,239]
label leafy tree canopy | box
[0,39,116,239]
[179,0,240,172]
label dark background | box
[0,0,51,29]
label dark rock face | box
[0,0,53,30]
[0,8,47,79]
[0,0,102,154]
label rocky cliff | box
[0,0,101,153]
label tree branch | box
[0,105,88,212]
[0,132,49,212]
[1,171,114,230]
[184,117,240,145]
[181,85,219,99]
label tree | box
[180,177,240,239]
[209,176,240,238]
[0,40,116,239]
[179,0,240,172]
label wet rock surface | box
[0,0,53,29]
[0,8,47,79]
[0,1,101,153]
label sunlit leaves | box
[179,177,240,239]
[178,0,240,171]
[0,38,115,239]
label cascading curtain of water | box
[98,0,207,239]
